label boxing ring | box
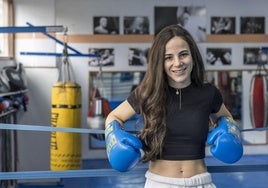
[1,25,268,187]
[0,123,268,182]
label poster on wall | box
[154,6,206,41]
[206,48,232,66]
[210,17,236,34]
[93,16,119,34]
[243,47,262,65]
[244,47,268,66]
[88,48,115,66]
[123,16,149,34]
[240,17,265,34]
[128,47,149,66]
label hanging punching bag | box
[50,36,82,170]
[249,74,268,128]
[249,60,268,128]
[50,82,82,170]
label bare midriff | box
[149,159,207,178]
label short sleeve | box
[127,90,140,113]
[211,86,223,113]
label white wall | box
[8,0,268,173]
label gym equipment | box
[87,63,112,140]
[249,59,268,128]
[50,31,82,170]
[0,63,27,92]
[20,22,100,58]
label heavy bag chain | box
[58,28,76,83]
[256,49,268,76]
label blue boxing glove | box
[105,120,142,172]
[207,116,243,163]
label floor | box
[16,154,268,188]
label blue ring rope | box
[0,123,104,134]
[0,123,267,134]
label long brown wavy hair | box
[135,24,205,162]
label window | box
[0,0,13,58]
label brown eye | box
[178,52,189,59]
[165,56,173,62]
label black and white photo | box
[244,48,261,65]
[211,17,235,34]
[206,48,232,65]
[124,16,149,34]
[93,16,119,34]
[128,48,148,66]
[155,6,206,41]
[240,17,265,34]
[88,48,115,66]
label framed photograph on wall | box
[206,48,232,65]
[154,6,206,41]
[128,47,149,66]
[93,16,119,34]
[88,48,115,66]
[240,17,265,34]
[210,17,236,34]
[123,16,149,34]
[243,47,262,65]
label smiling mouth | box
[172,67,187,74]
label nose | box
[173,56,182,66]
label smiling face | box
[164,36,193,88]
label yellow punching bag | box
[50,82,82,170]
[50,35,82,170]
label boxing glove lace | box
[207,116,243,163]
[105,120,142,172]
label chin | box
[173,75,187,82]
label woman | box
[105,24,238,187]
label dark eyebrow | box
[165,49,190,56]
[179,50,190,54]
[164,53,172,56]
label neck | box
[169,81,191,89]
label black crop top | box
[127,83,223,161]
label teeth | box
[173,68,184,72]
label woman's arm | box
[209,103,233,127]
[105,100,137,126]
[104,100,142,172]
